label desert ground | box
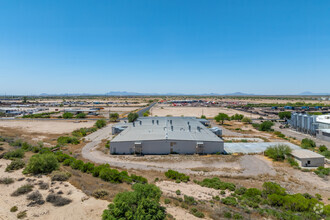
[150,105,261,118]
[0,159,108,220]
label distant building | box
[291,149,325,167]
[110,117,224,155]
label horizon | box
[1,1,330,95]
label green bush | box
[319,145,327,152]
[10,206,18,212]
[81,162,95,173]
[190,208,205,218]
[5,159,25,172]
[3,149,25,159]
[195,177,236,191]
[109,113,119,122]
[176,190,181,195]
[92,164,110,177]
[264,144,291,161]
[62,112,74,119]
[70,159,84,170]
[224,211,232,218]
[164,198,171,204]
[278,111,291,120]
[102,183,165,219]
[221,197,238,206]
[131,174,148,184]
[262,182,286,196]
[184,195,197,205]
[95,119,107,129]
[165,170,190,182]
[259,121,274,131]
[72,127,97,137]
[301,138,316,149]
[76,113,86,118]
[287,157,299,167]
[314,166,330,178]
[57,136,80,146]
[24,153,59,174]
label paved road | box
[273,122,330,148]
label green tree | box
[128,113,139,122]
[241,117,252,124]
[215,113,229,124]
[278,111,291,120]
[24,153,59,174]
[301,138,316,149]
[109,113,119,122]
[95,119,107,128]
[62,112,73,119]
[259,121,274,131]
[201,115,206,119]
[265,145,292,161]
[102,183,165,220]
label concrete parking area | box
[224,142,301,154]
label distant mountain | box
[298,91,330,96]
[222,92,256,96]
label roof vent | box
[140,121,142,125]
[197,126,201,132]
[133,122,135,127]
[157,120,159,125]
[152,120,154,124]
[171,125,173,131]
[188,125,191,131]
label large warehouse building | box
[110,117,224,155]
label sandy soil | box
[0,120,95,134]
[165,205,208,220]
[0,159,108,220]
[150,106,260,119]
[157,181,224,201]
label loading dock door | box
[196,142,204,154]
[134,142,142,155]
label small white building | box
[110,117,224,155]
[291,149,325,167]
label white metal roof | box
[291,149,325,159]
[111,117,223,143]
[316,114,330,124]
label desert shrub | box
[27,191,45,206]
[95,119,107,128]
[195,177,236,191]
[264,145,291,161]
[17,211,27,219]
[92,164,110,177]
[62,112,73,119]
[301,138,316,149]
[102,183,165,219]
[51,171,71,181]
[233,213,243,219]
[165,170,189,182]
[287,157,299,167]
[11,184,34,196]
[76,113,86,118]
[220,190,226,195]
[0,177,14,185]
[319,145,327,152]
[235,187,246,195]
[3,149,25,159]
[99,167,122,183]
[72,127,97,137]
[38,182,49,190]
[314,166,330,178]
[46,194,72,206]
[221,197,238,206]
[93,189,109,199]
[245,188,262,197]
[164,198,171,204]
[278,111,291,120]
[224,211,232,218]
[70,159,84,170]
[54,151,71,162]
[81,162,95,173]
[190,208,205,218]
[259,121,274,131]
[24,153,59,174]
[262,182,286,196]
[10,206,18,212]
[5,159,25,172]
[176,190,181,195]
[57,136,79,146]
[131,174,148,184]
[184,195,197,205]
[242,117,252,124]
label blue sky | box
[0,0,330,95]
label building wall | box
[294,157,325,167]
[316,131,330,142]
[110,139,224,155]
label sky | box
[0,0,330,95]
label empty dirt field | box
[150,105,260,119]
[0,120,95,135]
